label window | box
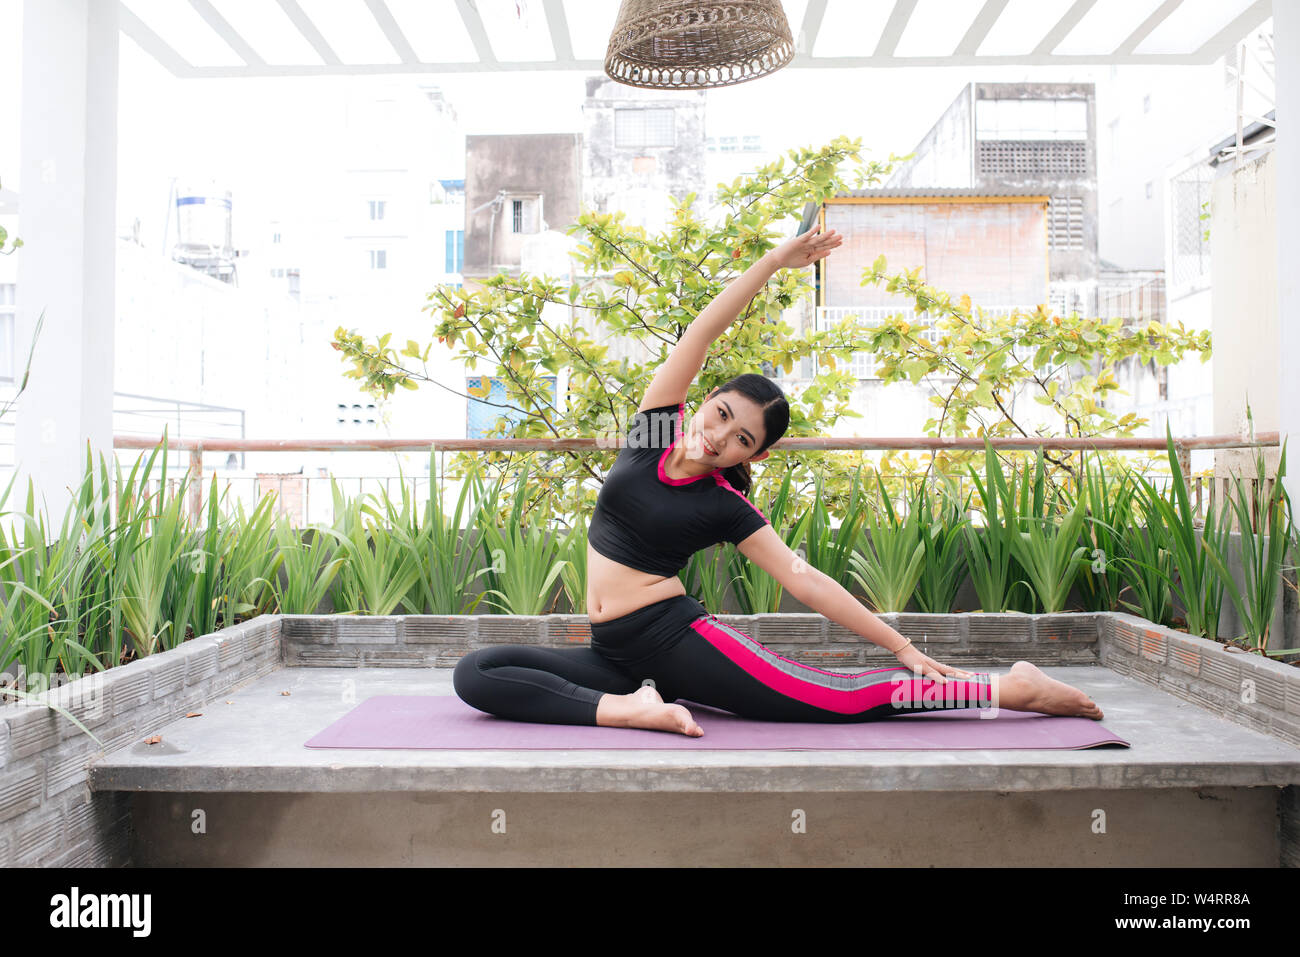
[445,229,464,272]
[979,140,1087,175]
[1048,195,1084,250]
[614,108,675,148]
[368,200,386,221]
[0,283,14,383]
[1145,181,1154,200]
[466,376,557,438]
[272,232,281,244]
[369,249,387,270]
[509,197,539,234]
[975,98,1088,140]
[1170,163,1213,285]
[337,401,377,426]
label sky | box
[0,0,1119,244]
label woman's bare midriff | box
[586,541,686,623]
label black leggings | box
[452,594,996,725]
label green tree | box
[851,258,1212,487]
[333,137,1211,529]
[333,137,898,527]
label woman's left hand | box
[769,224,843,269]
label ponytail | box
[720,460,753,498]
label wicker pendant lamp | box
[605,0,795,90]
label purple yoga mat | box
[304,695,1130,750]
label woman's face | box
[683,391,767,468]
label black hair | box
[702,373,789,498]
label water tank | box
[175,186,233,258]
[172,184,237,283]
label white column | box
[13,0,117,526]
[1279,2,1300,508]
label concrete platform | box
[86,663,1300,866]
[89,664,1300,794]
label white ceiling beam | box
[276,0,341,66]
[542,0,574,62]
[1195,0,1272,59]
[874,0,918,58]
[455,0,497,64]
[868,0,920,57]
[117,2,195,76]
[795,0,828,57]
[955,0,1009,56]
[189,0,264,67]
[1033,0,1098,56]
[117,0,1273,79]
[365,0,419,65]
[1114,0,1182,56]
[163,51,1264,79]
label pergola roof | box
[118,0,1273,79]
[833,187,1052,198]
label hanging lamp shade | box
[604,0,795,90]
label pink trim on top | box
[653,403,770,523]
[711,471,769,522]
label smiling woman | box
[452,224,1106,735]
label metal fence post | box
[188,446,203,523]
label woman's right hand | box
[769,224,842,269]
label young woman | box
[454,226,1105,736]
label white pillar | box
[1279,3,1300,508]
[13,0,117,526]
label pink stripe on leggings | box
[688,616,994,715]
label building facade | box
[887,81,1098,318]
[463,133,582,279]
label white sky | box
[0,0,1120,236]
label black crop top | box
[587,400,772,577]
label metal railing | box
[110,429,1282,529]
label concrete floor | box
[87,664,1300,866]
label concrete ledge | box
[84,664,1300,796]
[0,616,282,867]
[1101,613,1300,749]
[127,787,1282,867]
[4,609,1300,866]
[279,610,1107,669]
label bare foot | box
[998,661,1104,720]
[596,686,704,736]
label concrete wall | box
[885,83,974,189]
[1211,148,1278,479]
[887,82,1098,300]
[0,616,280,866]
[582,76,705,232]
[822,199,1048,309]
[464,134,582,277]
[1097,63,1235,272]
[972,83,1098,291]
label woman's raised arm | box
[640,225,843,410]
